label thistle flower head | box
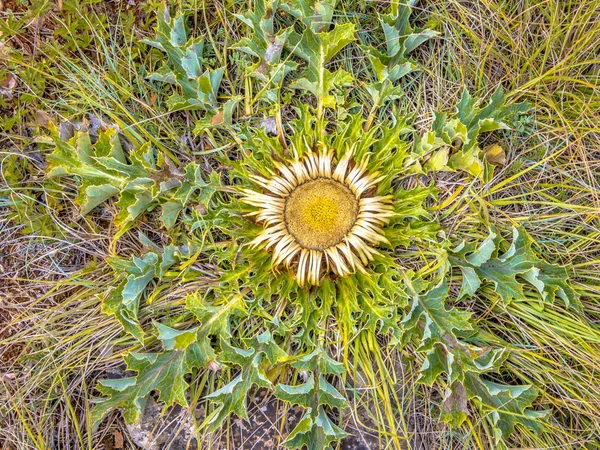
[241,147,394,286]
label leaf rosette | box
[35,1,580,448]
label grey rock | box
[125,397,196,450]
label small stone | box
[260,117,278,135]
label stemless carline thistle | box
[241,146,394,286]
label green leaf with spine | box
[205,330,286,429]
[103,246,186,343]
[413,88,531,177]
[423,341,548,440]
[285,20,356,111]
[275,347,348,449]
[361,0,438,105]
[328,110,412,188]
[449,226,579,308]
[91,321,209,425]
[279,0,337,32]
[45,122,211,234]
[467,375,547,444]
[403,280,548,439]
[401,279,474,352]
[231,0,298,103]
[93,287,245,426]
[144,8,225,114]
[336,262,407,346]
[186,290,248,360]
[200,243,321,347]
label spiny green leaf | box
[231,0,296,89]
[144,8,225,113]
[45,123,210,233]
[291,347,344,376]
[275,374,346,410]
[342,267,406,344]
[401,280,474,351]
[287,22,356,108]
[414,88,531,177]
[450,226,579,307]
[317,376,347,409]
[285,407,348,450]
[206,330,286,428]
[361,1,438,104]
[186,291,245,339]
[92,334,206,425]
[275,375,315,408]
[46,125,127,212]
[154,321,199,351]
[277,344,348,449]
[102,247,183,342]
[465,374,548,443]
[416,326,545,436]
[290,69,353,108]
[287,22,356,71]
[279,0,337,32]
[185,291,248,366]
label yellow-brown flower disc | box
[284,178,358,251]
[241,148,394,286]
